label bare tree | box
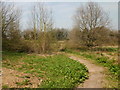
[38,3,54,53]
[74,2,109,30]
[1,2,22,51]
[1,2,21,38]
[29,3,54,53]
[31,5,38,40]
[73,2,110,47]
[0,2,2,49]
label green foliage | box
[3,51,88,88]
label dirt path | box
[2,68,42,88]
[69,55,106,88]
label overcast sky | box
[13,1,118,30]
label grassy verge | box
[2,51,88,88]
[64,47,119,88]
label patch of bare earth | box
[2,68,42,88]
[69,55,106,88]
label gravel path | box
[69,55,105,88]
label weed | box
[16,79,31,86]
[3,51,88,88]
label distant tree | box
[54,28,68,40]
[37,3,53,53]
[73,2,110,47]
[28,3,54,53]
[68,27,82,48]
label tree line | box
[1,2,118,53]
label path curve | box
[69,55,105,88]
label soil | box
[2,67,42,88]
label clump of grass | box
[16,79,31,86]
[2,85,9,88]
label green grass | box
[64,48,119,77]
[93,47,118,52]
[64,48,119,88]
[2,51,88,88]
